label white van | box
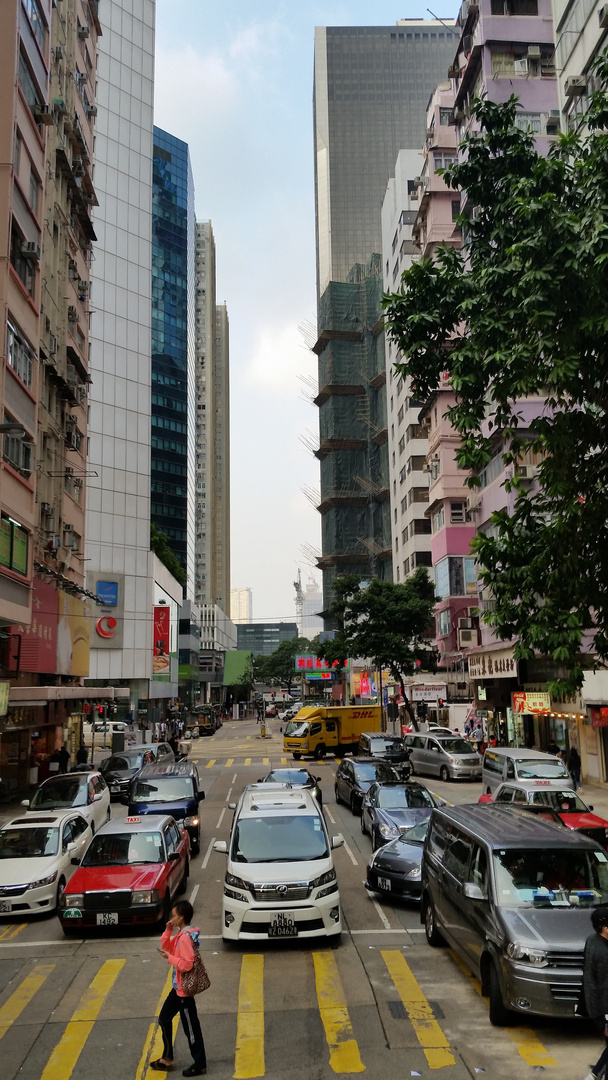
[482,747,572,794]
[214,784,343,941]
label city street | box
[0,718,599,1080]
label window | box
[434,556,478,599]
[434,153,456,171]
[412,518,431,535]
[7,322,34,388]
[18,52,41,115]
[29,169,40,215]
[413,551,432,567]
[398,436,405,454]
[407,455,426,473]
[3,426,32,478]
[491,0,537,11]
[432,505,445,532]
[514,112,542,133]
[10,221,35,297]
[452,200,461,222]
[444,829,472,882]
[407,423,427,441]
[402,527,409,544]
[437,609,451,636]
[23,0,46,51]
[403,558,410,575]
[439,108,452,125]
[395,536,399,552]
[399,466,407,484]
[400,497,407,514]
[408,487,429,504]
[397,406,404,425]
[0,514,29,573]
[450,501,467,523]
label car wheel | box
[488,962,511,1026]
[160,892,171,925]
[192,828,200,855]
[440,766,450,783]
[178,859,189,895]
[350,794,360,816]
[55,877,66,912]
[424,897,445,947]
[334,784,341,805]
[409,761,416,775]
[314,743,326,760]
[292,752,301,760]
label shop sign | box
[468,648,517,679]
[412,685,447,702]
[590,707,608,728]
[306,672,333,680]
[524,684,583,713]
[9,581,58,673]
[0,681,9,717]
[88,574,124,650]
[153,606,171,680]
[512,691,551,714]
[56,594,90,677]
[294,655,349,672]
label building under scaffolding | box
[313,255,392,619]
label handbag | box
[181,940,211,996]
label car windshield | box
[377,786,434,809]
[81,831,164,866]
[284,721,309,737]
[131,778,194,802]
[232,815,329,863]
[398,820,429,844]
[353,763,393,782]
[265,770,310,785]
[516,759,570,779]
[371,738,402,753]
[0,827,59,858]
[30,778,87,809]
[103,754,142,772]
[530,790,589,812]
[493,847,608,907]
[436,738,475,755]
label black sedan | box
[100,745,156,800]
[334,758,398,815]
[365,818,429,902]
[257,768,322,805]
[360,781,436,849]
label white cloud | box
[154,44,239,134]
[247,320,316,393]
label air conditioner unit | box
[68,259,78,276]
[599,4,608,27]
[527,45,541,58]
[564,75,587,96]
[65,467,74,476]
[516,464,536,479]
[33,104,54,125]
[426,127,435,138]
[78,386,87,403]
[466,491,481,513]
[63,523,73,532]
[448,64,460,79]
[468,2,479,12]
[77,279,89,293]
[53,97,67,115]
[54,46,65,61]
[458,617,473,630]
[460,1,470,21]
[67,306,80,322]
[454,107,466,122]
[458,628,477,647]
[40,502,52,515]
[86,104,98,118]
[67,413,78,424]
[21,241,41,261]
[514,58,529,75]
[77,25,90,38]
[413,176,422,185]
[462,34,473,54]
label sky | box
[154,0,460,623]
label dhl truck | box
[283,705,382,760]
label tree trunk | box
[399,675,419,732]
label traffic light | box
[438,698,445,708]
[96,703,106,720]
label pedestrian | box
[76,745,88,766]
[152,900,207,1076]
[581,906,608,1080]
[48,749,61,774]
[569,746,582,790]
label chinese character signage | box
[512,691,550,715]
[294,654,349,672]
[153,606,171,679]
[468,648,517,679]
[9,581,58,674]
[591,708,608,728]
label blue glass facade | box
[151,127,195,584]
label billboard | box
[9,581,58,673]
[56,594,90,676]
[153,606,171,680]
[294,655,349,672]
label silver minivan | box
[405,733,482,782]
[482,747,572,794]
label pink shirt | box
[160,924,199,997]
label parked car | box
[365,819,429,903]
[479,782,608,848]
[358,732,406,758]
[23,772,111,834]
[59,814,190,934]
[404,733,482,782]
[257,767,322,805]
[421,803,608,1025]
[126,762,205,853]
[360,781,437,849]
[482,747,572,794]
[100,744,157,801]
[264,705,278,718]
[0,811,92,916]
[334,757,398,814]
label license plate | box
[268,915,297,937]
[0,900,12,913]
[110,785,120,792]
[96,912,118,926]
[377,876,391,891]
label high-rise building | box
[236,622,299,657]
[231,587,252,624]
[552,0,607,125]
[302,577,323,638]
[151,127,196,591]
[313,21,458,617]
[212,302,230,610]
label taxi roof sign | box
[125,816,141,823]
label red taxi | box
[479,783,608,848]
[58,814,190,934]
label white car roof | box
[239,786,319,816]
[2,810,89,828]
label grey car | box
[360,781,436,849]
[405,733,481,781]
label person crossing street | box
[152,900,208,1076]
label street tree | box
[255,637,317,695]
[383,53,608,695]
[317,571,437,728]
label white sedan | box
[0,811,92,916]
[23,771,111,834]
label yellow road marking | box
[313,951,365,1073]
[281,757,287,764]
[40,958,125,1080]
[234,954,264,1079]
[205,760,216,768]
[382,950,454,1069]
[226,759,234,767]
[0,963,55,1041]
[0,922,27,941]
[447,950,557,1068]
[136,970,179,1080]
[244,758,251,766]
[262,758,269,766]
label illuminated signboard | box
[294,655,349,672]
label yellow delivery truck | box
[283,705,382,760]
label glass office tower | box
[151,127,196,591]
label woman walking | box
[569,746,582,790]
[582,906,608,1080]
[151,900,207,1076]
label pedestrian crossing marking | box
[262,758,269,766]
[382,950,454,1069]
[40,958,125,1080]
[447,949,557,1068]
[0,962,55,1041]
[280,757,287,764]
[205,760,216,768]
[234,954,264,1080]
[136,969,179,1080]
[225,759,234,767]
[0,923,27,941]
[313,951,365,1073]
[244,758,251,766]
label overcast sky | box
[154,0,459,622]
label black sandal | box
[150,1061,175,1071]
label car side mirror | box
[168,851,180,861]
[228,802,236,810]
[21,799,30,807]
[588,804,594,811]
[331,834,345,849]
[463,882,485,901]
[213,840,228,854]
[197,791,205,802]
[257,778,263,782]
[316,777,322,782]
[70,856,81,866]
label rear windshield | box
[493,846,608,907]
[377,786,434,809]
[104,754,142,771]
[232,814,328,863]
[82,831,164,866]
[515,758,570,779]
[0,826,59,858]
[353,762,395,782]
[530,790,588,812]
[131,777,194,802]
[265,770,310,785]
[435,738,475,755]
[30,778,87,808]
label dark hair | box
[172,900,193,924]
[591,906,608,933]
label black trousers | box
[159,988,206,1068]
[592,1015,608,1077]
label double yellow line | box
[0,922,28,941]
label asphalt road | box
[0,718,599,1080]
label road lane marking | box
[40,958,125,1080]
[135,969,173,1080]
[232,772,238,783]
[216,807,226,829]
[341,840,359,866]
[225,758,234,767]
[205,760,216,768]
[372,899,391,930]
[234,954,264,1079]
[244,757,251,766]
[201,836,216,870]
[351,928,408,934]
[262,757,269,765]
[447,950,557,1068]
[189,884,199,906]
[0,963,55,1041]
[0,922,27,941]
[313,952,365,1073]
[381,950,455,1069]
[325,808,336,824]
[226,788,233,802]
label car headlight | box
[311,868,336,889]
[379,823,400,838]
[226,873,251,893]
[300,742,309,749]
[404,865,421,879]
[63,893,84,907]
[132,890,159,905]
[506,943,548,966]
[183,817,199,827]
[224,887,248,902]
[28,871,58,890]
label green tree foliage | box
[255,637,318,693]
[317,571,437,727]
[383,54,608,695]
[150,523,187,587]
